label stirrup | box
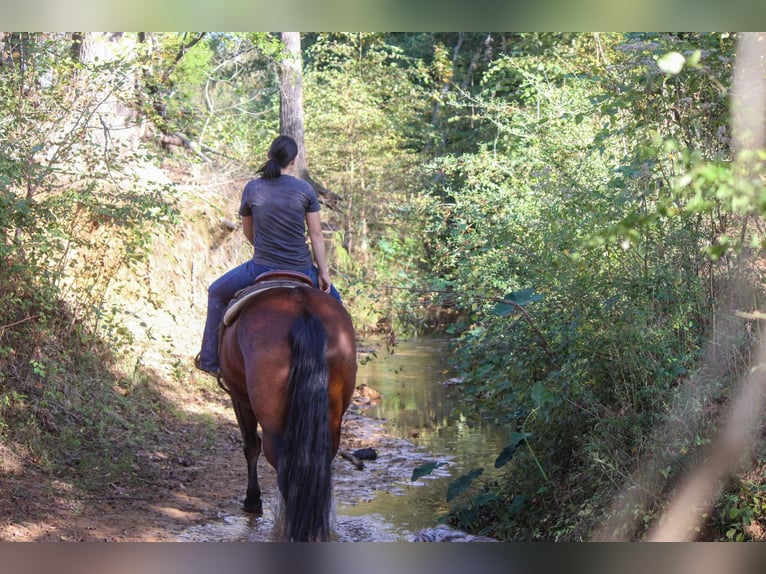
[194,353,220,377]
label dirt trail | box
[0,387,440,542]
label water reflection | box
[358,339,509,470]
[339,338,511,534]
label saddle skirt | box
[222,270,314,327]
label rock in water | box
[412,525,497,542]
[352,447,378,460]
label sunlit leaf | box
[657,51,686,75]
[687,49,702,67]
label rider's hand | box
[319,269,332,293]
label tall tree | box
[278,32,340,207]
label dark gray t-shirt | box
[238,175,321,269]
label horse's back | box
[234,285,356,370]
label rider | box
[195,135,341,376]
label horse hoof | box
[242,500,263,515]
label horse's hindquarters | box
[217,286,357,541]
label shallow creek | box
[178,338,510,542]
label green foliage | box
[0,34,178,334]
[716,480,766,542]
[495,432,534,469]
[303,34,434,334]
[417,33,759,541]
[447,468,484,502]
[135,32,282,157]
[0,33,184,489]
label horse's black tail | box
[277,311,333,541]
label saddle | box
[222,270,314,327]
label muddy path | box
[179,405,452,542]
[0,388,450,542]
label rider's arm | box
[306,211,331,292]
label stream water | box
[339,338,511,535]
[179,338,511,542]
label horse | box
[217,271,357,541]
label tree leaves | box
[411,461,447,482]
[491,287,543,317]
[531,382,555,410]
[656,49,703,75]
[656,51,686,75]
[447,468,484,502]
[494,431,534,468]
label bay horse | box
[217,271,357,541]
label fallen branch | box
[0,314,40,332]
[339,450,365,470]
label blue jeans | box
[197,261,342,371]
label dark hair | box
[258,135,299,179]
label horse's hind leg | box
[230,397,263,514]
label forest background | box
[2,32,766,541]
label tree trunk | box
[278,33,308,178]
[278,32,341,208]
[75,33,142,152]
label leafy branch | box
[383,284,557,364]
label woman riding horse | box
[195,135,355,541]
[195,134,341,377]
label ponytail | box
[258,135,299,180]
[259,157,282,179]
